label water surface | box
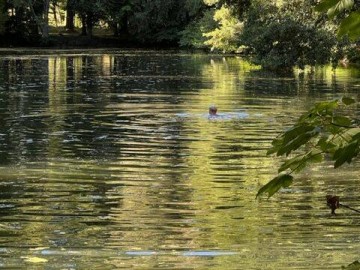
[0,50,359,269]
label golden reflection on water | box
[0,52,359,269]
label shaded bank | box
[0,34,177,49]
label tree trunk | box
[119,15,129,36]
[111,22,119,37]
[42,0,50,38]
[0,0,6,34]
[86,14,93,37]
[27,0,46,37]
[80,15,87,36]
[65,0,75,31]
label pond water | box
[0,50,359,269]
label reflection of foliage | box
[257,97,359,198]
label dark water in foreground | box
[0,50,359,269]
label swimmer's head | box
[209,105,218,115]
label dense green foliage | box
[257,97,360,198]
[179,9,217,49]
[127,0,200,44]
[202,5,242,52]
[240,1,337,71]
[0,0,359,69]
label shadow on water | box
[0,51,359,269]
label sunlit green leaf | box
[278,155,304,173]
[332,116,352,127]
[277,131,317,156]
[278,150,323,174]
[313,100,339,114]
[333,128,360,144]
[327,0,354,18]
[315,0,341,12]
[338,12,360,40]
[283,125,315,142]
[337,0,354,10]
[333,141,359,168]
[256,174,293,198]
[317,136,335,152]
[307,149,324,163]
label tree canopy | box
[0,0,359,70]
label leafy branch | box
[257,97,360,198]
[315,0,360,40]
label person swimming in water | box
[209,105,218,117]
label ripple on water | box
[0,52,359,270]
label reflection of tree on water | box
[0,58,49,165]
[0,53,359,268]
[0,54,212,262]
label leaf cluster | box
[257,97,360,198]
[315,0,360,40]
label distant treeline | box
[0,0,359,71]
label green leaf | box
[283,125,315,142]
[278,150,323,174]
[277,130,318,156]
[333,128,360,144]
[332,116,352,127]
[317,138,337,154]
[333,141,359,168]
[352,129,360,141]
[338,12,360,40]
[307,149,324,163]
[313,100,339,114]
[267,138,283,155]
[348,27,360,41]
[328,0,354,18]
[278,155,304,173]
[256,174,294,198]
[315,0,340,12]
[341,96,356,105]
[342,260,360,270]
